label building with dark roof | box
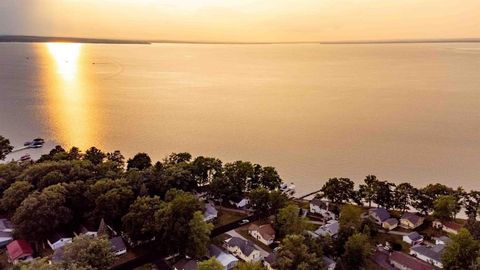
[389,251,436,270]
[400,212,425,229]
[110,236,127,256]
[410,244,445,268]
[47,231,74,250]
[225,237,262,263]
[173,258,198,270]
[369,208,390,225]
[403,232,424,246]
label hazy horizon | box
[1,0,479,42]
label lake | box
[0,42,479,195]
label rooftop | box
[7,240,33,262]
[226,237,257,256]
[390,251,436,270]
[401,212,423,224]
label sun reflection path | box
[47,43,81,80]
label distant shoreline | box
[1,35,479,45]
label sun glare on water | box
[47,43,82,80]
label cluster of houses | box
[0,218,128,267]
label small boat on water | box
[23,138,45,148]
[20,154,31,162]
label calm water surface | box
[0,43,479,195]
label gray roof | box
[370,208,390,222]
[204,204,218,217]
[434,236,451,244]
[411,244,445,262]
[208,245,238,269]
[383,218,398,225]
[323,256,336,268]
[110,236,127,252]
[0,231,12,238]
[311,198,327,208]
[174,258,198,270]
[265,253,277,264]
[48,231,74,243]
[401,212,423,224]
[406,232,423,241]
[0,219,13,231]
[226,237,257,256]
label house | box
[6,240,33,265]
[280,183,296,197]
[110,236,127,256]
[264,253,276,270]
[204,203,218,222]
[400,213,424,229]
[314,220,340,237]
[208,244,239,270]
[403,232,424,246]
[225,237,262,262]
[174,258,198,270]
[229,197,250,208]
[389,251,436,270]
[48,231,74,250]
[52,247,66,264]
[382,218,399,231]
[323,256,336,270]
[248,223,275,246]
[443,221,462,235]
[76,222,100,238]
[369,208,390,225]
[309,198,336,221]
[0,219,14,232]
[410,244,445,268]
[434,236,451,245]
[0,231,13,248]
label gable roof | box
[249,223,275,241]
[226,237,257,256]
[0,231,12,238]
[7,240,33,261]
[110,236,127,252]
[411,244,445,262]
[434,236,451,244]
[48,231,74,243]
[315,220,340,236]
[443,221,462,232]
[390,251,436,270]
[0,219,13,231]
[204,203,218,217]
[174,258,198,270]
[369,208,390,222]
[406,232,423,241]
[208,245,238,268]
[265,253,277,264]
[310,198,327,208]
[401,212,423,224]
[383,218,398,226]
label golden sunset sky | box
[1,0,479,42]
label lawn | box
[215,209,248,227]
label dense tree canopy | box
[321,178,354,204]
[275,234,324,270]
[198,258,224,270]
[0,135,13,160]
[442,229,479,270]
[63,235,115,270]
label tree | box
[433,195,459,220]
[122,196,163,243]
[13,184,72,241]
[187,211,214,258]
[235,262,265,270]
[15,258,62,270]
[64,235,115,270]
[106,150,125,168]
[275,234,324,270]
[338,233,373,270]
[412,183,454,214]
[464,191,480,220]
[465,219,480,241]
[373,181,395,210]
[224,161,254,194]
[339,204,362,230]
[165,152,192,165]
[0,181,33,214]
[127,153,152,170]
[321,178,354,204]
[84,147,106,165]
[259,166,282,190]
[94,186,134,224]
[442,229,479,270]
[276,204,305,237]
[67,147,82,160]
[358,175,379,207]
[393,183,415,212]
[191,156,223,186]
[198,258,224,270]
[0,135,13,160]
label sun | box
[46,43,82,81]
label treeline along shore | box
[0,134,479,270]
[0,35,151,44]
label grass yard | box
[215,209,247,227]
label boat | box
[24,138,45,148]
[20,154,31,162]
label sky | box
[1,0,479,42]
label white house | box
[0,231,13,248]
[410,244,445,268]
[248,223,275,246]
[230,198,250,209]
[47,231,74,250]
[309,198,336,221]
[204,203,218,222]
[225,237,262,263]
[434,236,451,246]
[314,220,340,237]
[433,220,462,235]
[382,218,398,231]
[0,219,14,233]
[403,232,424,246]
[109,236,127,256]
[209,244,239,270]
[369,208,390,225]
[400,213,424,229]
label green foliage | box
[127,153,152,170]
[122,196,163,242]
[338,233,373,270]
[275,234,324,270]
[393,183,415,212]
[433,195,459,220]
[198,257,224,270]
[442,229,479,270]
[187,211,214,258]
[0,135,13,160]
[358,175,379,207]
[64,235,115,270]
[235,262,265,270]
[0,180,33,213]
[84,147,106,165]
[321,178,354,204]
[339,204,362,230]
[276,204,306,238]
[249,188,288,217]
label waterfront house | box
[400,213,425,229]
[382,218,399,230]
[7,240,33,265]
[309,198,336,221]
[208,244,239,269]
[225,237,262,262]
[0,219,14,233]
[203,202,218,222]
[314,220,340,237]
[248,223,275,246]
[229,197,250,209]
[389,251,436,270]
[433,220,462,235]
[0,231,13,248]
[109,236,127,256]
[174,258,198,270]
[410,244,445,268]
[48,231,74,250]
[369,208,390,225]
[264,253,277,270]
[403,232,424,246]
[434,236,451,245]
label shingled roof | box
[226,237,257,256]
[249,223,275,241]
